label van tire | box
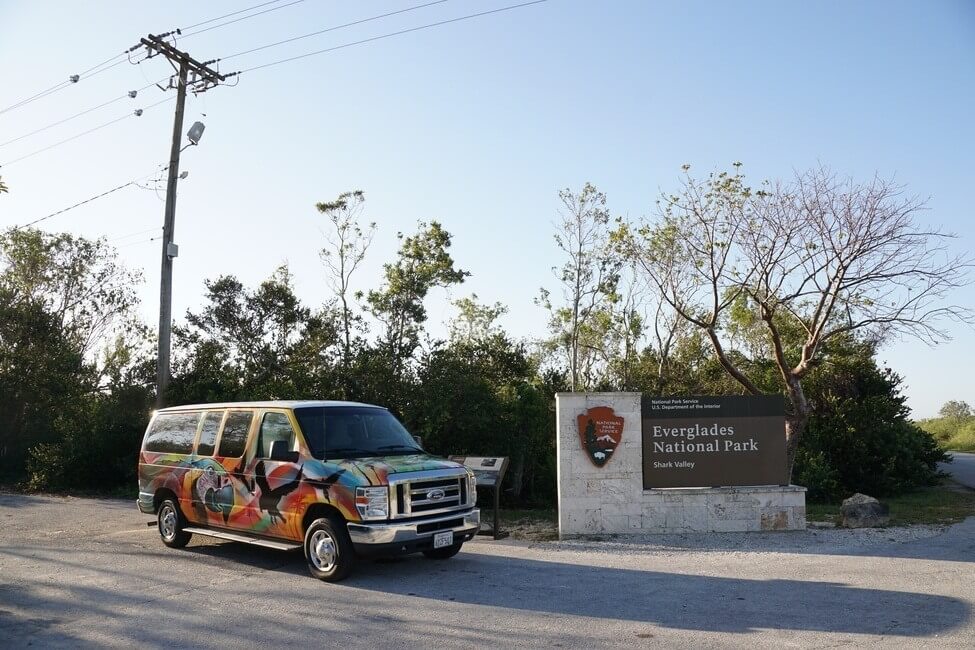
[422,542,463,560]
[157,498,192,548]
[304,516,355,582]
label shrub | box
[918,416,975,452]
[25,386,152,492]
[796,350,948,502]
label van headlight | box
[468,471,477,506]
[355,486,389,520]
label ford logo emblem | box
[426,489,445,501]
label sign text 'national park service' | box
[577,406,623,467]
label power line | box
[0,79,167,149]
[8,182,136,232]
[6,164,169,233]
[181,0,288,32]
[217,0,451,63]
[181,0,305,39]
[0,96,174,169]
[116,234,162,250]
[77,51,134,78]
[107,226,162,243]
[226,0,548,77]
[0,57,131,116]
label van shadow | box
[184,541,969,636]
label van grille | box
[391,471,471,519]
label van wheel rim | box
[160,506,177,540]
[309,530,337,571]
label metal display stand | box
[449,456,509,539]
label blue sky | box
[1,0,973,417]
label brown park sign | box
[577,406,623,467]
[642,395,788,488]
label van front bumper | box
[347,508,480,555]
[137,492,155,514]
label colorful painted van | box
[137,401,479,581]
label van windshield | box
[293,406,423,460]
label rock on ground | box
[841,492,891,528]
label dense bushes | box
[407,336,556,504]
[917,416,975,453]
[25,386,153,491]
[795,348,948,502]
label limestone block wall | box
[556,392,806,537]
[556,392,645,534]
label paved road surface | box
[1,493,974,648]
[941,451,975,489]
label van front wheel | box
[304,516,355,582]
[157,498,192,548]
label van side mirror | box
[269,440,299,463]
[413,435,423,448]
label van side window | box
[217,411,253,458]
[144,412,201,454]
[197,411,224,456]
[258,412,296,458]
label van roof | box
[156,400,385,412]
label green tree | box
[0,287,88,477]
[0,228,142,358]
[170,266,341,403]
[0,229,147,483]
[449,294,508,343]
[365,221,468,380]
[939,400,972,420]
[409,335,553,502]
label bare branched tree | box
[316,191,375,370]
[649,294,686,393]
[627,164,972,474]
[537,183,621,391]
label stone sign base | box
[557,392,806,538]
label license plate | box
[433,531,453,548]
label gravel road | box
[1,492,974,648]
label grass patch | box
[807,482,975,526]
[499,508,558,541]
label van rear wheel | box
[304,516,355,582]
[157,498,192,548]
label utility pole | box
[141,34,225,408]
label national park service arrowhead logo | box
[577,406,623,467]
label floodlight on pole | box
[187,121,205,145]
